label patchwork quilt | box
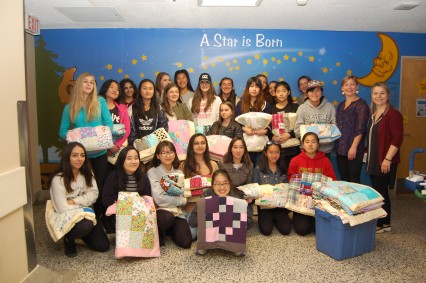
[168,120,195,161]
[236,183,289,208]
[160,173,185,196]
[107,192,160,258]
[206,135,232,161]
[299,124,341,144]
[45,200,96,242]
[196,196,247,254]
[66,126,114,154]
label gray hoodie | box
[294,96,336,153]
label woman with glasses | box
[147,141,192,248]
[253,141,290,236]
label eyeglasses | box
[160,151,175,157]
[213,182,230,188]
[264,140,281,151]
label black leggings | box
[336,154,363,183]
[156,210,192,249]
[66,219,109,252]
[293,212,314,236]
[258,207,291,236]
[90,154,109,218]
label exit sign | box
[25,14,40,35]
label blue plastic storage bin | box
[314,207,377,260]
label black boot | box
[64,236,77,257]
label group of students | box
[50,70,403,257]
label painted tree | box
[35,35,66,163]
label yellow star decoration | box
[292,57,297,62]
[309,56,315,62]
[100,75,105,81]
[228,67,233,72]
[298,51,303,56]
[416,78,426,94]
[254,54,261,60]
[118,68,123,74]
[106,64,112,70]
[226,62,231,66]
[139,73,145,78]
[235,66,240,71]
[130,59,136,65]
[279,77,285,81]
[218,57,223,62]
[263,59,269,65]
[333,80,338,85]
[203,56,208,61]
[283,54,289,60]
[276,60,282,64]
[188,68,194,73]
[246,59,253,65]
[141,55,147,61]
[233,59,238,64]
[214,82,219,87]
[124,74,130,79]
[322,67,328,74]
[210,62,216,67]
[347,69,353,75]
[155,71,159,77]
[262,71,268,77]
[176,62,183,68]
[336,62,341,67]
[202,65,208,70]
[271,57,276,62]
[332,100,339,107]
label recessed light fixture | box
[394,1,420,10]
[198,0,263,7]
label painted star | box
[188,68,194,73]
[332,100,339,107]
[124,74,129,79]
[283,54,289,60]
[202,65,208,70]
[347,69,353,75]
[203,56,208,61]
[279,77,285,82]
[263,59,269,65]
[233,59,238,64]
[100,75,105,81]
[246,59,253,65]
[106,64,112,70]
[417,78,426,94]
[176,62,183,68]
[333,80,338,85]
[298,51,303,56]
[218,57,223,62]
[139,73,145,78]
[292,57,297,62]
[271,57,276,62]
[336,62,341,67]
[309,56,315,62]
[210,62,216,67]
[226,62,231,66]
[254,54,260,60]
[131,59,137,65]
[276,60,282,64]
[118,68,123,74]
[155,71,159,77]
[214,82,219,87]
[228,67,233,72]
[262,71,268,77]
[235,65,240,71]
[322,67,328,74]
[141,55,147,61]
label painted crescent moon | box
[358,33,399,87]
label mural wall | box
[35,28,426,167]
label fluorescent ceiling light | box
[198,0,263,7]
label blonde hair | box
[370,82,392,113]
[341,75,359,87]
[69,72,100,122]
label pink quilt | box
[168,120,195,161]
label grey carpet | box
[33,193,426,283]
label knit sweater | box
[287,150,337,180]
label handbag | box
[133,127,172,163]
[66,126,114,154]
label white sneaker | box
[376,224,391,234]
[195,249,207,255]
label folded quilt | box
[196,196,247,254]
[184,175,212,190]
[66,126,114,154]
[299,124,341,143]
[168,120,195,161]
[206,135,232,162]
[112,124,126,140]
[45,200,96,242]
[133,127,172,164]
[183,188,205,198]
[160,173,185,196]
[114,192,160,258]
[235,112,272,130]
[236,183,262,199]
[312,181,384,214]
[254,184,289,208]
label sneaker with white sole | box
[195,249,207,255]
[376,224,392,234]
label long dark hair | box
[118,78,137,104]
[99,79,120,102]
[115,146,146,191]
[47,142,94,193]
[257,142,285,175]
[183,133,213,177]
[174,69,194,92]
[151,141,180,169]
[133,79,159,119]
[274,81,293,104]
[210,101,235,135]
[241,77,265,113]
[222,136,252,166]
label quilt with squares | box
[66,126,114,154]
[168,120,195,161]
[114,192,160,258]
[196,196,247,253]
[160,173,185,196]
